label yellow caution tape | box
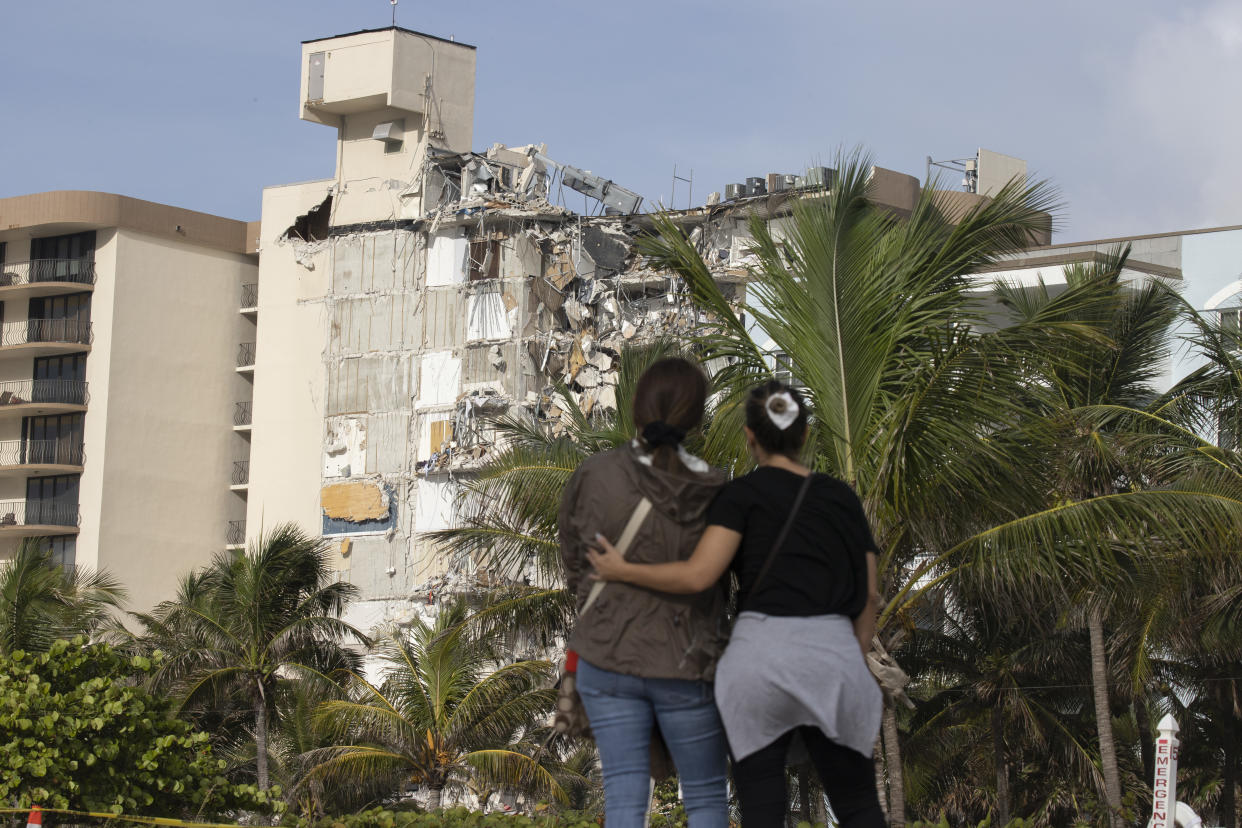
[0,807,248,828]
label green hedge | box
[910,818,1032,828]
[297,806,604,828]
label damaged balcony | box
[0,500,79,538]
[0,440,85,478]
[0,260,96,301]
[0,319,93,357]
[0,380,88,421]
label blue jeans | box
[577,659,729,828]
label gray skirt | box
[714,612,882,762]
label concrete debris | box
[563,296,590,329]
[323,140,762,609]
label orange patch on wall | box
[320,481,389,522]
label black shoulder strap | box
[751,472,814,595]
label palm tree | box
[902,583,1110,827]
[307,601,564,810]
[986,251,1225,826]
[128,523,367,790]
[637,151,1242,824]
[0,537,124,653]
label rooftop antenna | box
[671,164,694,210]
[926,153,978,193]
[391,0,398,27]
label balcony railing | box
[0,319,93,347]
[237,342,256,367]
[0,440,84,467]
[232,460,250,486]
[227,519,246,545]
[0,259,96,288]
[241,283,258,308]
[0,500,79,528]
[0,379,88,407]
[234,400,252,426]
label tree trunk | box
[799,767,812,824]
[427,785,444,811]
[254,692,269,790]
[991,704,1010,827]
[875,735,889,821]
[1088,607,1123,828]
[1222,687,1237,828]
[882,703,906,826]
[1135,695,1154,785]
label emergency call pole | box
[1151,714,1180,828]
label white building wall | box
[245,181,333,542]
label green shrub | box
[296,806,604,828]
[0,638,277,816]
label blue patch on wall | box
[322,486,397,536]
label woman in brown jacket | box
[558,357,730,828]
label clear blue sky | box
[4,1,1241,242]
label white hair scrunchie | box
[766,391,799,431]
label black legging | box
[732,726,886,827]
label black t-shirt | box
[705,467,877,618]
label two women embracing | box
[559,357,886,828]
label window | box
[27,474,79,503]
[468,239,501,281]
[1220,309,1241,334]
[26,475,79,527]
[30,232,95,283]
[43,536,76,569]
[30,231,95,262]
[34,354,87,382]
[773,351,804,388]
[23,413,84,465]
[28,294,90,344]
[30,292,91,322]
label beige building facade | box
[0,191,258,610]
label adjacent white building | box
[0,191,258,609]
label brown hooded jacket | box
[559,440,729,681]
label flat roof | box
[0,191,254,256]
[1033,222,1242,252]
[302,26,476,50]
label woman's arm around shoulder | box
[587,524,741,594]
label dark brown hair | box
[632,357,709,472]
[745,380,809,458]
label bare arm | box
[586,524,742,594]
[853,551,879,653]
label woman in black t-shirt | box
[588,381,884,828]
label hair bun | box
[769,397,788,414]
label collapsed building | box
[242,26,1036,633]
